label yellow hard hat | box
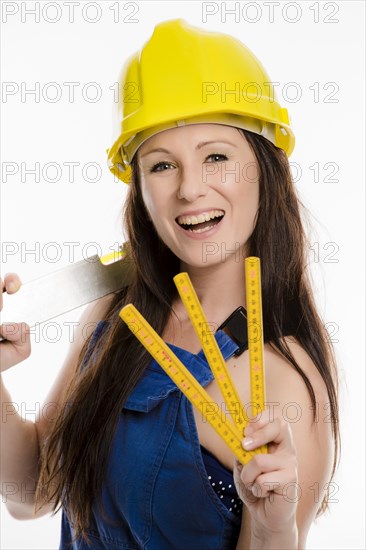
[107,19,295,184]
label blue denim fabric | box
[60,320,243,550]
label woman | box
[1,19,340,549]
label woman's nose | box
[177,164,208,201]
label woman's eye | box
[206,153,228,162]
[150,161,174,173]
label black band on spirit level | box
[217,306,248,357]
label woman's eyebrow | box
[196,140,237,150]
[140,147,171,158]
[140,140,237,158]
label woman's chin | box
[178,253,225,271]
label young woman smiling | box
[1,19,340,550]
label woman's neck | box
[174,255,248,330]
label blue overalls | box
[60,320,243,549]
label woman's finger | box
[0,273,22,311]
[238,452,294,486]
[233,458,256,504]
[3,273,22,294]
[0,322,29,342]
[0,279,4,311]
[243,416,295,453]
[249,467,299,499]
[0,322,31,372]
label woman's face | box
[137,123,260,267]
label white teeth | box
[187,223,219,234]
[177,209,225,226]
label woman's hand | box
[233,407,299,539]
[0,273,31,372]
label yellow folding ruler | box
[119,256,267,465]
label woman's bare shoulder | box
[264,335,329,400]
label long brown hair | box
[35,130,341,545]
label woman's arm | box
[235,336,334,549]
[1,291,115,519]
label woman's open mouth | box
[175,210,225,237]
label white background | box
[1,1,365,548]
